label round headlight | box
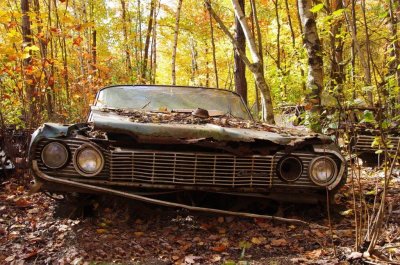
[41,142,69,169]
[309,156,337,186]
[73,144,104,176]
[277,156,303,182]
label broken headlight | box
[41,142,69,169]
[73,144,104,177]
[309,156,337,186]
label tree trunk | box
[150,2,158,84]
[329,0,345,98]
[21,0,36,128]
[33,0,53,118]
[234,0,247,104]
[171,0,183,85]
[189,37,199,84]
[387,0,400,113]
[209,7,219,88]
[142,0,156,82]
[298,0,323,131]
[121,0,132,77]
[206,0,274,123]
[285,0,296,47]
[360,0,373,104]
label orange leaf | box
[211,244,227,252]
[73,36,83,46]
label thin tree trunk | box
[388,0,400,107]
[298,0,324,131]
[295,0,306,91]
[329,0,344,96]
[250,0,263,116]
[142,0,155,82]
[150,2,158,84]
[343,0,370,102]
[209,7,219,88]
[273,0,281,70]
[21,0,36,128]
[285,0,296,47]
[234,0,247,105]
[171,0,183,85]
[33,0,53,118]
[53,0,69,106]
[121,0,132,77]
[360,0,373,104]
[189,37,199,84]
[207,0,274,123]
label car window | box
[96,86,252,120]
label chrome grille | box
[110,149,317,188]
[35,139,325,189]
[355,135,400,152]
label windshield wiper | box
[141,101,151,109]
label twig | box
[32,161,329,229]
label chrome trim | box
[308,156,338,186]
[73,143,105,177]
[41,142,69,169]
[354,135,400,152]
[277,156,303,182]
[313,145,346,190]
[32,160,322,224]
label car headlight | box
[277,156,303,182]
[41,142,69,169]
[309,156,337,186]
[73,144,104,176]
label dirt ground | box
[0,165,399,265]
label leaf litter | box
[0,164,399,264]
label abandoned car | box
[29,85,347,204]
[342,106,400,166]
[0,146,14,175]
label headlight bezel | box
[309,156,338,186]
[41,141,70,169]
[277,155,303,182]
[73,143,104,177]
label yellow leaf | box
[339,209,353,216]
[251,237,266,245]
[134,231,144,237]
[96,228,107,234]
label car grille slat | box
[36,139,321,189]
[109,149,315,188]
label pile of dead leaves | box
[103,108,314,137]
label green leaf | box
[310,3,324,13]
[360,110,375,124]
[332,8,344,16]
[375,149,383,154]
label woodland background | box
[0,0,399,128]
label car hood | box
[88,109,332,146]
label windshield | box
[95,85,252,120]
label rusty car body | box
[342,107,400,166]
[29,85,347,204]
[0,131,15,176]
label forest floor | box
[0,165,399,265]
